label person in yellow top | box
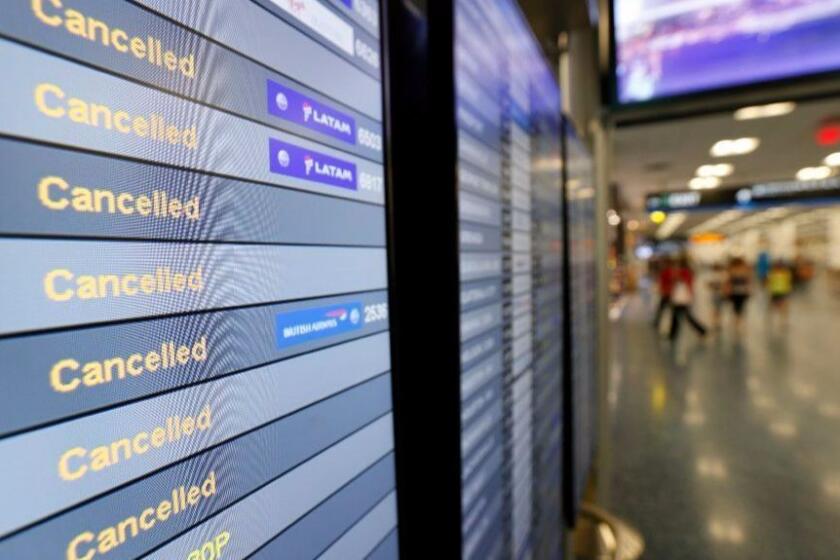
[767,260,793,324]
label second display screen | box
[455,1,565,558]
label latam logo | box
[267,79,356,144]
[269,138,357,190]
[301,102,353,137]
[303,153,353,182]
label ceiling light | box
[734,101,796,120]
[823,476,840,499]
[818,402,840,418]
[697,457,728,479]
[708,519,745,544]
[769,420,797,438]
[689,176,721,190]
[710,138,759,157]
[824,152,840,167]
[683,410,705,426]
[752,395,776,410]
[796,166,832,181]
[696,163,734,177]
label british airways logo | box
[276,302,363,349]
[267,80,356,144]
[269,138,357,190]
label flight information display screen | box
[456,1,564,558]
[564,123,598,517]
[0,1,398,559]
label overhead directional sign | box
[646,177,840,212]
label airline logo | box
[276,302,363,349]
[269,138,357,190]
[268,0,355,55]
[267,80,356,144]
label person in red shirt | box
[669,256,707,340]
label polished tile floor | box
[598,277,840,559]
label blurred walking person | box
[767,260,793,325]
[707,262,727,330]
[653,256,676,332]
[669,256,707,341]
[756,249,771,289]
[726,257,753,334]
[793,254,815,291]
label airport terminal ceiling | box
[612,97,840,211]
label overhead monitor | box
[612,0,840,104]
[0,1,397,559]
